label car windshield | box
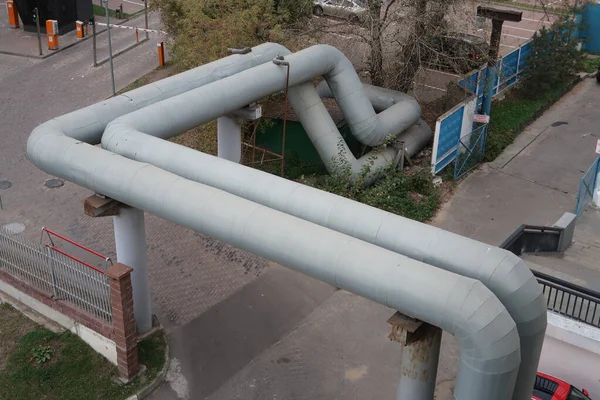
[568,387,591,400]
[532,389,554,400]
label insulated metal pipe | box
[102,45,421,150]
[27,42,543,399]
[27,133,522,399]
[102,116,544,400]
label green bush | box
[523,14,583,98]
[301,157,440,222]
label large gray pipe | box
[102,45,420,149]
[287,81,431,176]
[103,121,543,400]
[104,116,544,400]
[26,42,541,399]
[31,42,290,146]
[100,45,545,400]
[28,126,521,398]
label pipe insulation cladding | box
[29,136,521,399]
[26,42,547,400]
[100,43,545,400]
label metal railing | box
[500,224,600,327]
[575,156,600,216]
[0,228,112,323]
[534,270,600,328]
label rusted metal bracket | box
[84,194,122,217]
[387,311,427,345]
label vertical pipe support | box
[113,207,152,333]
[217,106,262,163]
[217,116,242,163]
[388,312,442,400]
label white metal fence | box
[0,228,112,323]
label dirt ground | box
[0,302,39,372]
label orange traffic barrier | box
[76,20,84,38]
[157,42,165,67]
[6,0,19,29]
[46,20,59,50]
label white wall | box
[0,280,117,366]
[538,312,600,397]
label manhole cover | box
[2,222,25,235]
[0,181,12,190]
[44,178,64,189]
[551,121,568,127]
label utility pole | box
[33,7,42,56]
[477,6,522,116]
[91,16,97,66]
[103,0,116,96]
[144,0,149,39]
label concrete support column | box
[217,116,242,163]
[396,324,442,400]
[113,207,152,333]
[387,312,442,400]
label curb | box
[127,329,170,400]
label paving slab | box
[435,78,600,245]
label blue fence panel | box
[519,43,531,71]
[433,40,532,175]
[501,49,519,81]
[433,106,465,174]
[460,72,479,94]
[575,157,600,215]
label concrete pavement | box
[434,77,599,245]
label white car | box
[312,0,368,22]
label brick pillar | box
[106,263,140,381]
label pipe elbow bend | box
[449,280,521,399]
[481,248,548,335]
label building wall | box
[538,311,600,397]
[581,4,600,54]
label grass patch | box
[92,4,132,19]
[296,166,440,223]
[484,79,576,162]
[0,303,166,400]
[580,57,599,74]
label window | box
[342,0,355,7]
[568,387,591,400]
[532,376,558,400]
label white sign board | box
[596,139,600,155]
[473,114,490,124]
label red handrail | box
[41,227,112,271]
[46,245,106,275]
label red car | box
[532,372,591,400]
